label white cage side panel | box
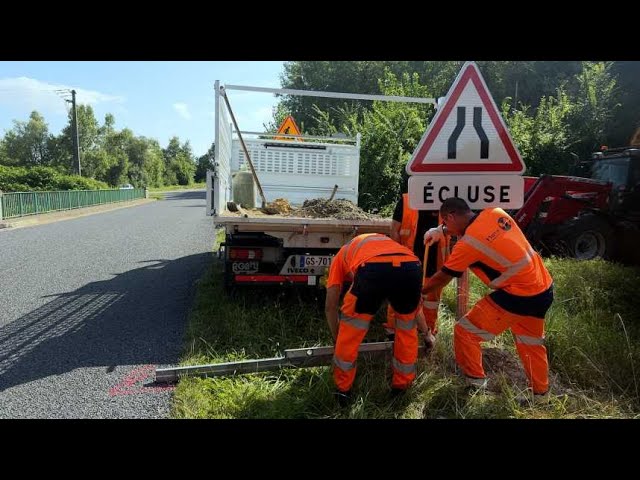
[230,139,359,205]
[210,83,233,216]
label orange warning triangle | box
[275,115,302,141]
[407,61,525,174]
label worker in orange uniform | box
[387,192,449,348]
[422,198,554,398]
[325,233,431,405]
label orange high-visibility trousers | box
[385,283,442,335]
[334,291,420,392]
[454,296,549,394]
[385,235,449,336]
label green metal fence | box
[0,189,146,220]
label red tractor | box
[513,144,640,264]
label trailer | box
[204,82,437,288]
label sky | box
[0,61,285,157]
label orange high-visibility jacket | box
[442,208,552,297]
[327,233,417,288]
[398,193,419,249]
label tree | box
[195,143,214,183]
[126,137,165,188]
[101,128,134,186]
[279,61,389,133]
[163,136,195,186]
[277,61,586,135]
[568,62,620,158]
[105,153,129,187]
[310,70,433,212]
[610,61,640,147]
[502,89,575,176]
[57,104,101,175]
[2,111,51,166]
[0,136,17,166]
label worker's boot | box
[515,389,550,407]
[334,389,352,407]
[464,375,488,391]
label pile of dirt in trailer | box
[229,197,381,220]
[261,198,293,215]
[292,199,380,220]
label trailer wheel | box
[561,215,614,260]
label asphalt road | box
[0,190,213,418]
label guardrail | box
[0,188,146,220]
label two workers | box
[325,197,554,403]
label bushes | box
[0,165,109,192]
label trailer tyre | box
[561,215,614,260]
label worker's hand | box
[420,328,436,351]
[423,225,445,246]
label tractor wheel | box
[560,215,615,260]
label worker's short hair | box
[440,197,471,216]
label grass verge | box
[173,249,640,419]
[148,183,205,193]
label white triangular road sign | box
[407,61,525,174]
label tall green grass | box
[173,252,640,419]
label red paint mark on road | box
[109,364,175,397]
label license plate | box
[279,255,333,275]
[232,261,259,274]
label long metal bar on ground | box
[155,341,427,384]
[224,84,436,104]
[219,86,268,209]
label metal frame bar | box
[233,130,357,143]
[155,341,427,383]
[220,86,268,208]
[224,84,437,105]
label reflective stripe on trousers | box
[423,300,439,309]
[458,316,495,342]
[339,312,370,330]
[333,356,355,371]
[392,357,416,374]
[514,334,544,346]
[395,316,417,330]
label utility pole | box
[71,90,81,176]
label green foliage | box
[544,258,640,399]
[309,70,433,211]
[502,89,575,175]
[194,143,214,183]
[262,104,293,133]
[163,137,195,186]
[0,165,109,192]
[502,62,622,175]
[1,111,51,166]
[569,62,621,158]
[609,61,640,146]
[1,108,196,190]
[278,61,632,192]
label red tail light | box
[229,248,263,260]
